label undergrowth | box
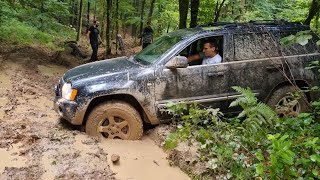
[165,86,320,179]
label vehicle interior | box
[179,36,224,66]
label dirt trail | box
[0,48,190,180]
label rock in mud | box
[111,154,120,163]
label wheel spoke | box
[291,99,298,106]
[117,121,129,129]
[276,108,286,115]
[108,134,115,139]
[108,115,115,125]
[117,131,128,140]
[283,97,289,105]
[98,126,110,132]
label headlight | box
[61,83,78,101]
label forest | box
[0,0,320,179]
[0,0,319,53]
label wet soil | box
[0,46,190,180]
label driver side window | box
[179,36,224,66]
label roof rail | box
[197,22,235,27]
[198,20,304,29]
[248,19,302,26]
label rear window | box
[233,33,280,61]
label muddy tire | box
[86,101,143,140]
[267,86,309,117]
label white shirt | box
[202,54,222,65]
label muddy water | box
[0,97,8,119]
[0,143,27,174]
[38,64,68,77]
[0,73,11,94]
[100,137,190,180]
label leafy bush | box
[165,87,320,179]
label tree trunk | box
[122,13,127,39]
[316,11,320,28]
[139,0,146,36]
[94,0,97,20]
[116,0,119,54]
[100,0,107,40]
[73,0,78,26]
[69,0,74,25]
[86,0,90,33]
[304,0,320,25]
[132,0,139,42]
[157,2,163,34]
[190,0,199,28]
[239,0,246,22]
[213,0,226,22]
[106,0,112,55]
[76,0,83,42]
[179,0,189,29]
[147,0,156,25]
[40,1,44,30]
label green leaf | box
[316,40,320,46]
[256,151,265,161]
[256,163,264,175]
[164,133,178,149]
[267,134,275,140]
[312,169,319,176]
[310,154,318,162]
[296,35,312,46]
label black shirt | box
[89,25,99,43]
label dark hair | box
[144,26,153,33]
[204,40,218,51]
[93,20,98,24]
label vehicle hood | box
[63,57,141,83]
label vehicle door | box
[154,35,231,120]
[226,32,284,112]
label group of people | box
[87,20,221,65]
[87,21,154,62]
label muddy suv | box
[54,21,320,140]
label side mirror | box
[165,56,189,69]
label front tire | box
[267,86,309,117]
[86,101,143,140]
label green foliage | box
[0,0,76,49]
[0,19,75,49]
[165,86,320,179]
[280,30,315,46]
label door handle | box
[207,72,225,77]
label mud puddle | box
[100,137,190,180]
[37,64,68,77]
[0,143,27,174]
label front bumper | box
[54,81,86,125]
[54,96,85,125]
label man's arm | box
[187,54,201,63]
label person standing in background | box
[140,23,153,49]
[88,20,102,62]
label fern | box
[230,86,278,147]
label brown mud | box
[0,46,190,180]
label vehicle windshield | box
[134,35,183,65]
